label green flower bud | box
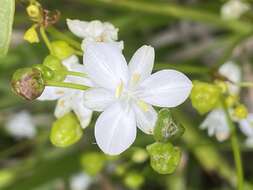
[146,142,181,174]
[131,148,148,163]
[154,109,185,143]
[190,81,221,114]
[51,41,75,60]
[80,152,106,176]
[124,172,144,189]
[43,55,67,82]
[11,68,45,100]
[33,64,54,80]
[50,112,83,147]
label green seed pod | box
[51,40,75,60]
[43,55,67,82]
[154,109,185,143]
[50,112,83,147]
[190,81,221,114]
[11,67,45,100]
[124,172,145,189]
[32,64,54,80]
[146,142,181,174]
[80,152,106,176]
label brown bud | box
[11,68,45,100]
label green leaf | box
[146,142,181,174]
[0,0,15,57]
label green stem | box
[237,82,253,88]
[59,70,87,78]
[47,27,81,50]
[222,99,244,190]
[40,26,53,54]
[45,81,90,91]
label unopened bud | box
[51,41,75,60]
[33,64,54,80]
[26,4,41,19]
[11,68,45,100]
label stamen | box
[137,100,149,112]
[132,73,141,84]
[115,80,124,98]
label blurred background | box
[1,0,253,189]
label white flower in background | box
[67,19,123,50]
[83,42,192,155]
[218,61,241,95]
[38,55,93,128]
[221,0,250,20]
[70,173,92,190]
[239,114,253,147]
[200,109,230,142]
[5,111,36,139]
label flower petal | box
[136,70,192,107]
[54,95,72,118]
[83,88,115,112]
[84,42,128,90]
[128,45,154,84]
[67,19,89,38]
[95,102,136,155]
[132,102,157,134]
[239,113,253,137]
[37,86,67,101]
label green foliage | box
[146,142,181,174]
[0,0,15,57]
[50,112,83,147]
[154,109,185,143]
[190,81,221,114]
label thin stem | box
[63,70,87,78]
[222,99,244,190]
[45,80,90,91]
[40,26,53,53]
[47,26,81,50]
[237,82,253,88]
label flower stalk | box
[39,26,53,53]
[45,80,90,91]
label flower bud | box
[26,4,41,19]
[154,109,185,143]
[50,112,83,147]
[131,148,148,163]
[11,68,45,100]
[43,55,67,82]
[215,80,228,94]
[124,172,144,189]
[225,95,238,108]
[190,81,221,114]
[146,142,181,174]
[32,64,54,80]
[233,104,248,119]
[51,41,75,60]
[24,26,39,43]
[80,152,106,176]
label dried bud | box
[11,68,45,100]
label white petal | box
[83,88,115,112]
[84,42,128,90]
[136,70,192,107]
[128,45,154,84]
[95,102,136,155]
[72,92,93,129]
[37,86,67,101]
[54,95,72,118]
[200,109,230,142]
[218,61,241,94]
[67,19,89,38]
[239,113,253,137]
[132,102,157,134]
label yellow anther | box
[132,73,141,84]
[24,25,39,43]
[233,104,248,119]
[115,80,123,98]
[137,100,149,112]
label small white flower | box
[221,0,250,20]
[38,55,93,128]
[200,109,230,142]
[239,114,253,147]
[70,173,92,190]
[67,19,123,50]
[218,61,241,95]
[83,42,192,155]
[5,111,36,139]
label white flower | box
[5,111,36,139]
[70,173,92,190]
[200,109,230,142]
[67,19,123,50]
[38,55,93,128]
[221,0,250,20]
[218,61,241,95]
[83,42,192,155]
[239,114,253,147]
